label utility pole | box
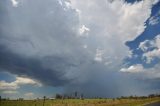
[75,91,77,99]
[43,96,46,106]
[0,96,1,106]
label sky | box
[0,0,160,99]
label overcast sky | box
[0,0,160,99]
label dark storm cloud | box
[0,45,69,86]
[0,0,91,86]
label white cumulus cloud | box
[0,76,41,91]
[79,25,90,37]
[139,35,160,63]
[120,64,144,73]
[70,0,158,67]
[11,0,19,7]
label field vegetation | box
[1,96,160,106]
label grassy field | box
[1,97,160,106]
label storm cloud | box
[0,0,92,86]
[0,0,160,97]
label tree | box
[55,94,62,99]
[80,94,84,100]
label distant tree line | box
[0,93,160,101]
[117,94,160,99]
[55,91,84,100]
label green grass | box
[1,97,160,106]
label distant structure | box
[54,92,84,99]
[43,96,46,106]
[74,91,78,99]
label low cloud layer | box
[0,0,160,97]
[0,76,41,90]
[0,76,41,95]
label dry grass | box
[1,97,160,106]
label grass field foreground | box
[1,97,160,106]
